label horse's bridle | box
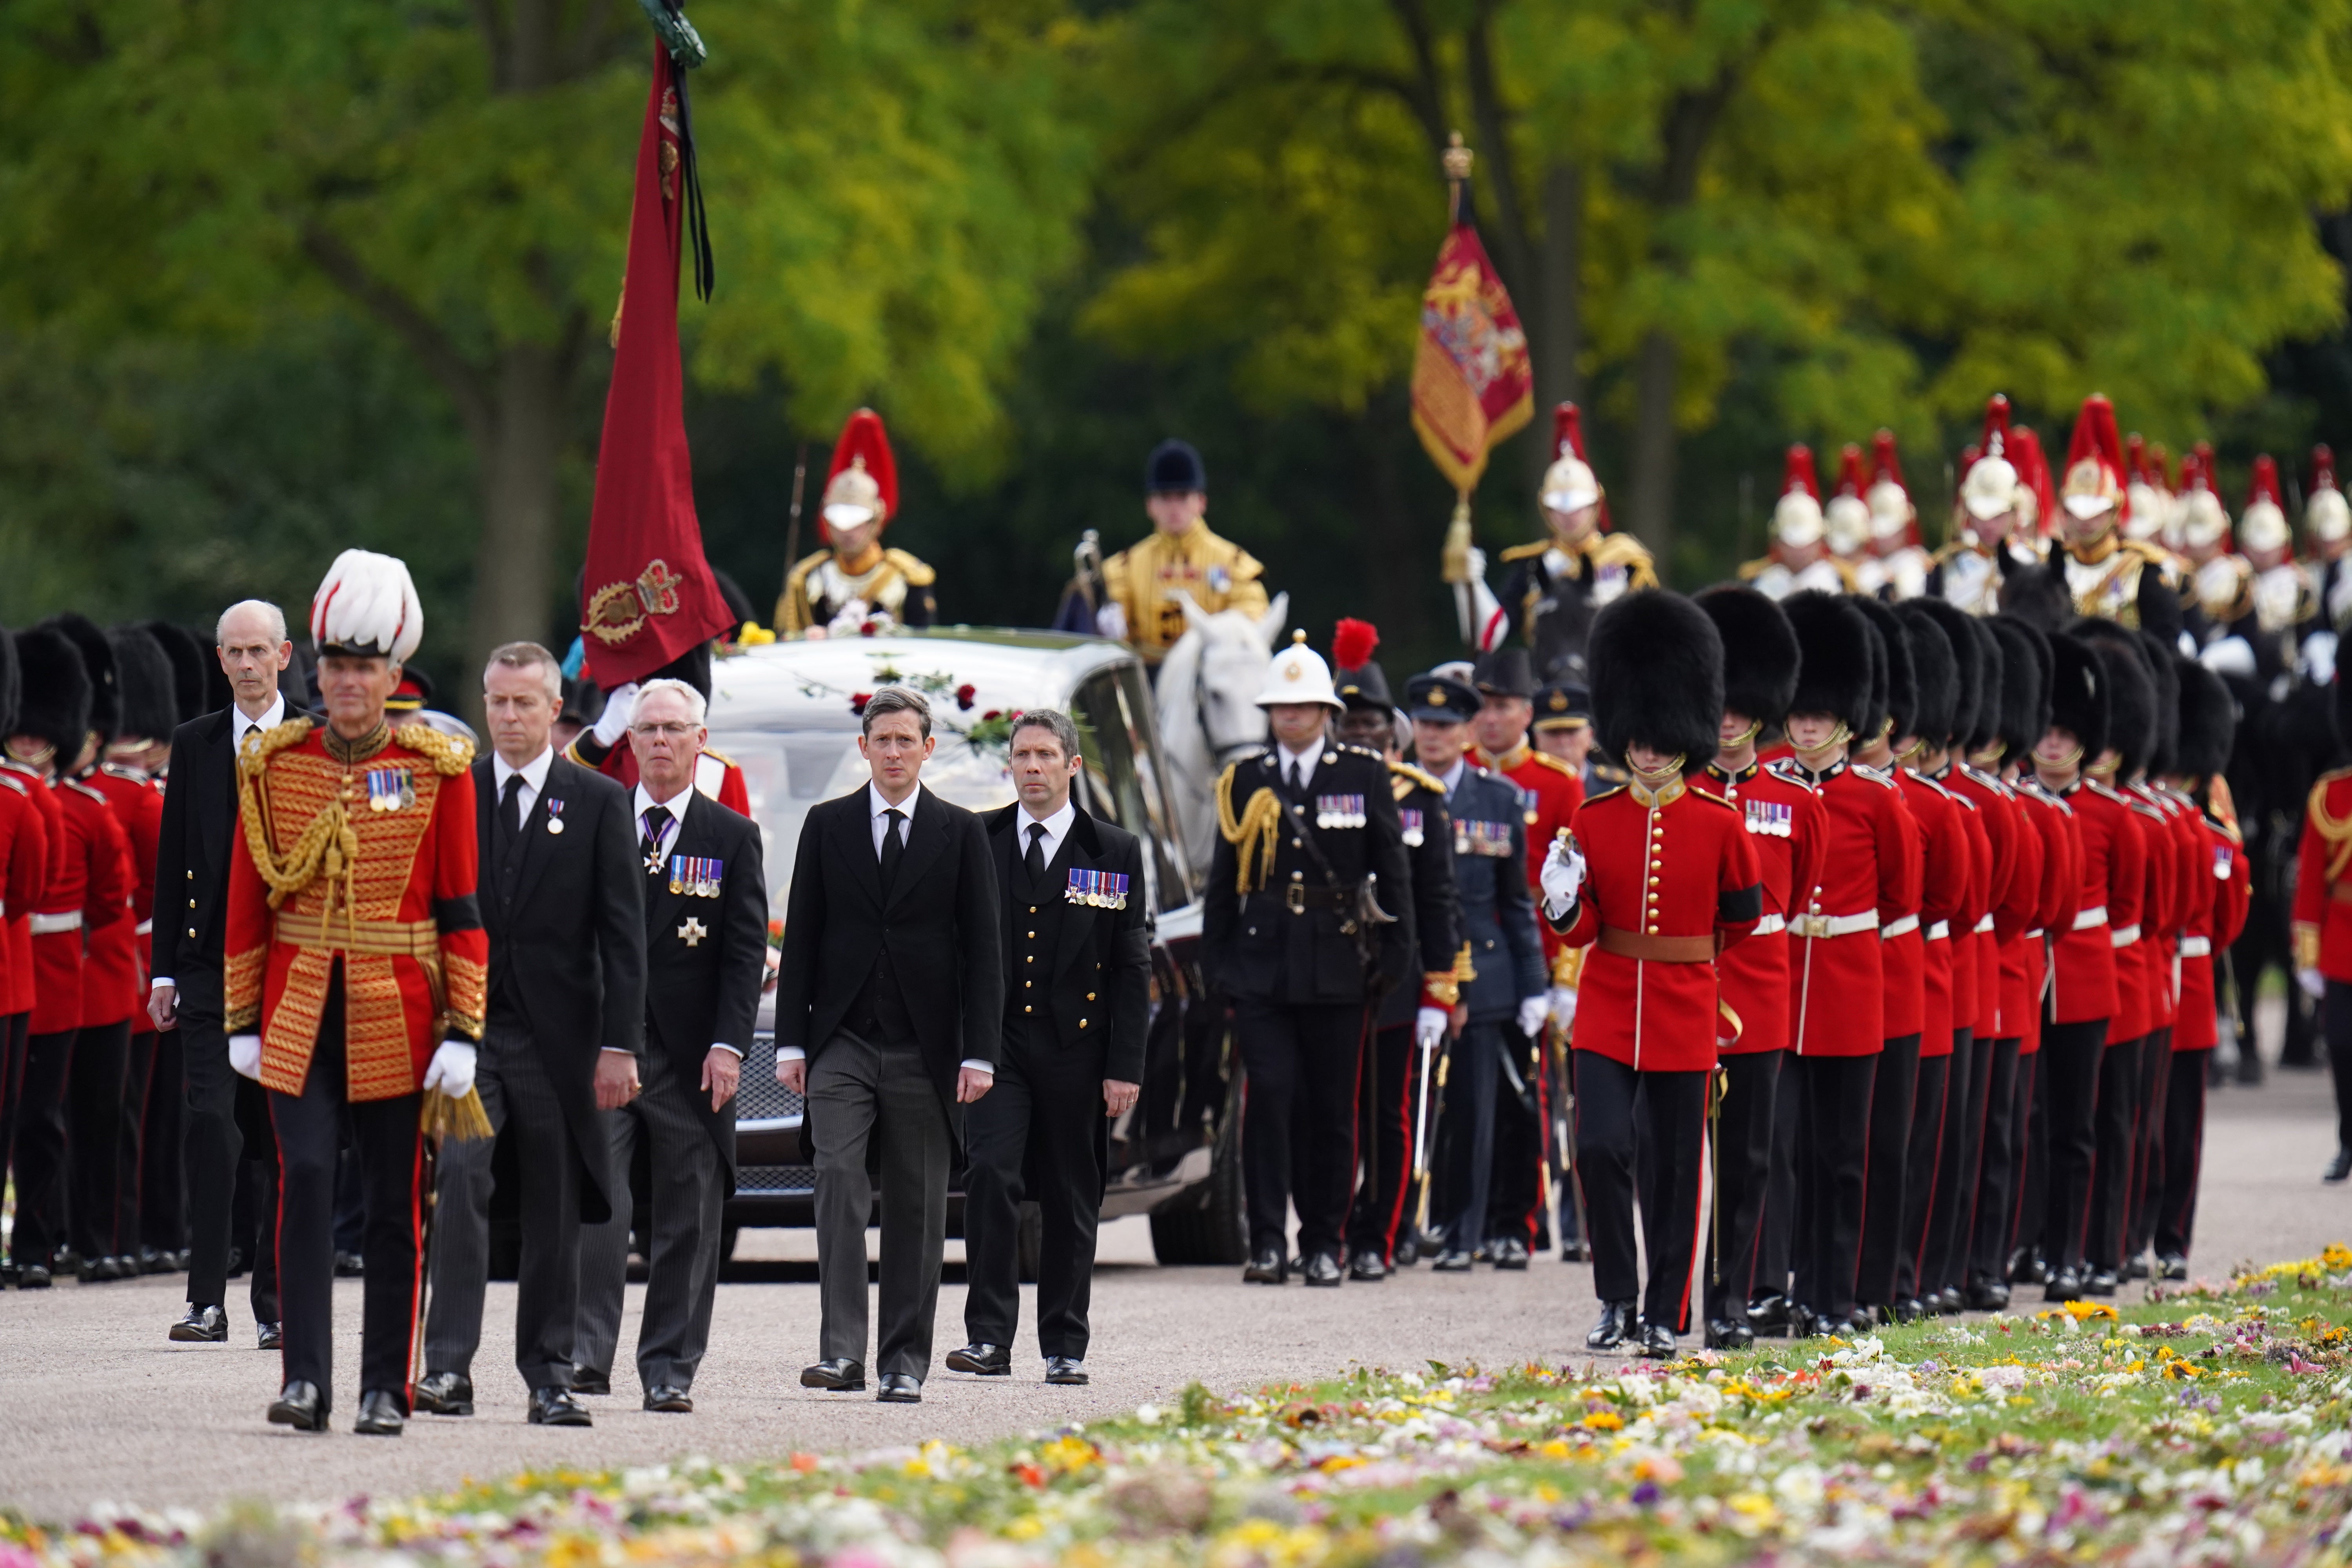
[1191,644,1265,767]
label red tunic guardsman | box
[1771,592,1918,1338]
[224,549,486,1435]
[1691,585,1824,1350]
[2292,669,2352,1186]
[1543,590,1759,1359]
[0,624,53,1290]
[2121,672,2198,1280]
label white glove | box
[1548,985,1578,1031]
[228,1034,262,1080]
[826,599,873,638]
[2298,967,2328,1002]
[1515,995,1550,1040]
[590,682,638,747]
[1094,602,1129,642]
[1539,835,1585,920]
[423,1041,477,1098]
[2304,630,2339,688]
[2200,636,2257,679]
[1464,544,1488,582]
[1414,1007,1448,1049]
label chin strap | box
[1791,722,1852,773]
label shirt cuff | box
[150,976,174,991]
[960,1058,995,1074]
[598,1047,635,1057]
[778,1045,806,1062]
[711,1042,743,1058]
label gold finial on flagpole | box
[1443,131,1473,223]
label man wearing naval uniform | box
[1206,633,1413,1286]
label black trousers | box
[1573,1049,1707,1331]
[65,1019,132,1260]
[965,1026,1107,1359]
[2156,1048,2210,1259]
[1347,1023,1425,1261]
[9,1029,78,1265]
[1486,1023,1548,1249]
[1436,1022,1505,1253]
[1754,1055,1802,1305]
[2332,982,2352,1152]
[2127,1027,2173,1260]
[2011,1049,2045,1269]
[1922,1027,1979,1298]
[0,1012,29,1248]
[1790,1053,1876,1320]
[1703,1049,1782,1325]
[140,1027,185,1253]
[232,1145,282,1324]
[2037,1018,2108,1274]
[114,1029,159,1256]
[268,979,424,1409]
[1969,1038,2023,1289]
[2086,1034,2143,1272]
[183,1015,279,1311]
[1856,1034,1921,1309]
[1236,998,1365,1259]
[1891,1047,1947,1305]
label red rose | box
[850,692,873,715]
[982,709,1001,721]
[956,684,977,710]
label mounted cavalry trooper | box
[776,408,938,639]
[2047,394,2187,632]
[1096,439,1270,669]
[1205,631,1412,1287]
[1927,397,2039,616]
[1739,446,1856,600]
[1864,431,1931,602]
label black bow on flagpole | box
[639,0,715,301]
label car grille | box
[739,1164,817,1193]
[736,1070,804,1125]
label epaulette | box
[393,722,475,777]
[239,716,316,776]
[1524,750,1579,778]
[1584,783,1628,807]
[1903,767,1955,799]
[1339,743,1385,762]
[1849,762,1898,788]
[1960,763,2013,796]
[1765,756,1807,784]
[1388,760,1446,796]
[99,762,150,783]
[883,547,937,588]
[2129,798,2166,823]
[1589,534,1659,586]
[0,771,24,795]
[1736,557,1771,582]
[62,778,106,805]
[2084,779,2132,806]
[702,744,736,768]
[1498,540,1552,563]
[1685,787,1739,816]
[2122,538,2183,584]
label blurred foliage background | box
[5,0,2352,706]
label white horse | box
[1154,591,1289,885]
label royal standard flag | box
[1410,223,1534,493]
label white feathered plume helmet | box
[310,549,424,663]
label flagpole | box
[1439,132,1479,639]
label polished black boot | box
[1586,1299,1636,1350]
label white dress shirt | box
[492,745,555,825]
[154,693,289,993]
[1012,797,1076,871]
[1436,757,1468,797]
[1274,740,1321,794]
[633,782,740,1060]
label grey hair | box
[1011,707,1082,762]
[216,599,288,647]
[633,677,707,726]
[484,640,562,701]
[860,685,932,739]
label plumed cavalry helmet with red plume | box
[820,408,898,541]
[1960,395,2018,523]
[2310,444,2351,545]
[1539,401,1607,527]
[1773,444,1824,548]
[2011,427,2053,536]
[2178,447,2230,552]
[1866,430,1915,544]
[2061,394,2127,528]
[2239,455,2290,555]
[1825,443,1870,556]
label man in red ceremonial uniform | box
[0,630,55,1289]
[1542,590,1760,1359]
[1691,586,1822,1349]
[224,550,486,1434]
[1772,592,1918,1338]
[1468,647,1581,1264]
[2120,642,2196,1281]
[2294,673,2352,1185]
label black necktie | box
[1025,822,1048,887]
[641,805,672,874]
[501,773,526,840]
[880,807,906,893]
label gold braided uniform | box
[776,545,938,636]
[1102,523,1268,663]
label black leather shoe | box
[1936,1287,1965,1315]
[1786,1305,1824,1339]
[2045,1268,2082,1302]
[1586,1299,1636,1350]
[1635,1319,1677,1359]
[1560,1240,1594,1263]
[1493,1237,1531,1270]
[643,1384,693,1413]
[2083,1269,2118,1297]
[1964,1281,2011,1311]
[1746,1293,1790,1335]
[1044,1357,1087,1385]
[1704,1317,1754,1350]
[53,1248,80,1276]
[572,1370,612,1396]
[1242,1249,1287,1285]
[528,1387,592,1426]
[1392,1236,1420,1268]
[1431,1249,1475,1272]
[876,1373,921,1403]
[800,1358,866,1392]
[2155,1252,2189,1281]
[2011,1250,2049,1285]
[0,1263,16,1289]
[2123,1254,2149,1281]
[77,1254,123,1283]
[267,1380,327,1431]
[1301,1251,1343,1287]
[2325,1147,2352,1183]
[1348,1249,1388,1282]
[412,1371,474,1416]
[946,1343,1011,1376]
[18,1265,53,1290]
[137,1247,167,1275]
[354,1389,405,1436]
[258,1321,283,1351]
[171,1305,228,1343]
[333,1251,364,1278]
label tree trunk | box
[461,341,570,724]
[1628,330,1679,568]
[1529,158,1585,494]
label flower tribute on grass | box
[9,1247,2352,1567]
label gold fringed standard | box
[1215,764,1285,894]
[420,1085,494,1144]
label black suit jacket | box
[151,707,241,1022]
[640,789,767,1191]
[987,802,1152,1083]
[475,754,646,1223]
[775,785,1004,1127]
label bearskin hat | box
[1849,596,1913,747]
[1902,598,1981,748]
[1894,603,1958,750]
[13,623,90,762]
[2046,632,2110,765]
[1781,590,1873,733]
[108,626,178,744]
[1694,585,1800,729]
[2076,621,2154,778]
[141,622,209,727]
[44,613,117,744]
[1587,591,1722,776]
[2137,631,2179,778]
[0,629,20,740]
[2176,660,2235,781]
[1989,617,2050,762]
[1961,617,2005,758]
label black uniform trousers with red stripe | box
[1922,1026,1984,1299]
[1969,1037,2024,1290]
[268,968,424,1410]
[1346,1023,1426,1262]
[2085,1034,2145,1274]
[2036,1017,2107,1275]
[1702,1049,1782,1327]
[1576,1049,1708,1332]
[1856,1033,1922,1310]
[2154,1047,2210,1261]
[1789,1053,1876,1321]
[2125,1026,2173,1261]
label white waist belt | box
[1752,913,1786,935]
[2110,923,2142,947]
[1974,913,1996,934]
[29,911,82,935]
[1793,910,1879,938]
[133,918,152,936]
[1882,914,1920,938]
[2071,905,2109,931]
[1925,919,1950,940]
[2025,929,2043,939]
[2180,935,2212,957]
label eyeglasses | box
[631,722,698,739]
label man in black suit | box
[776,686,1002,1403]
[411,642,644,1426]
[946,710,1150,1385]
[574,677,765,1413]
[148,600,292,1346]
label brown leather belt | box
[1597,926,1716,963]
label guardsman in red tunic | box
[2293,671,2352,1185]
[2029,631,2140,1302]
[2005,663,2083,1289]
[1771,592,1918,1338]
[2120,643,2197,1280]
[2160,662,2248,1267]
[224,550,487,1434]
[1691,586,1822,1349]
[1468,647,1584,1264]
[0,630,52,1290]
[1541,590,1759,1359]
